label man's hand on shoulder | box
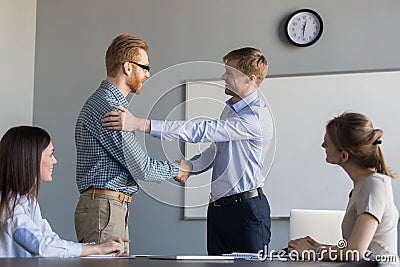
[101,105,150,133]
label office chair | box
[289,209,345,245]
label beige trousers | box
[74,194,130,254]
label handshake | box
[174,160,192,184]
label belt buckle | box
[213,202,221,207]
[210,194,221,207]
[212,200,222,207]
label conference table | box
[0,256,377,267]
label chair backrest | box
[289,209,345,245]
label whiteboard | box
[184,71,400,219]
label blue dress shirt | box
[150,90,273,200]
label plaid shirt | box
[75,80,178,195]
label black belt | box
[211,188,263,207]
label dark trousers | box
[207,193,271,255]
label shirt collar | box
[100,80,129,108]
[226,90,259,113]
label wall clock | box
[285,9,323,47]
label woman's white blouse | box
[0,196,82,258]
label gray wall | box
[0,0,36,136]
[33,0,400,255]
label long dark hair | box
[0,126,51,227]
[326,112,395,178]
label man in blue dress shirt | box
[102,47,273,255]
[74,34,182,254]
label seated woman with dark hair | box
[0,126,128,257]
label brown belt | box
[81,188,132,203]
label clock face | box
[286,9,323,47]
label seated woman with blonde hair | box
[0,126,129,257]
[289,112,398,262]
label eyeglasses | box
[126,61,151,72]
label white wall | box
[0,0,36,136]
